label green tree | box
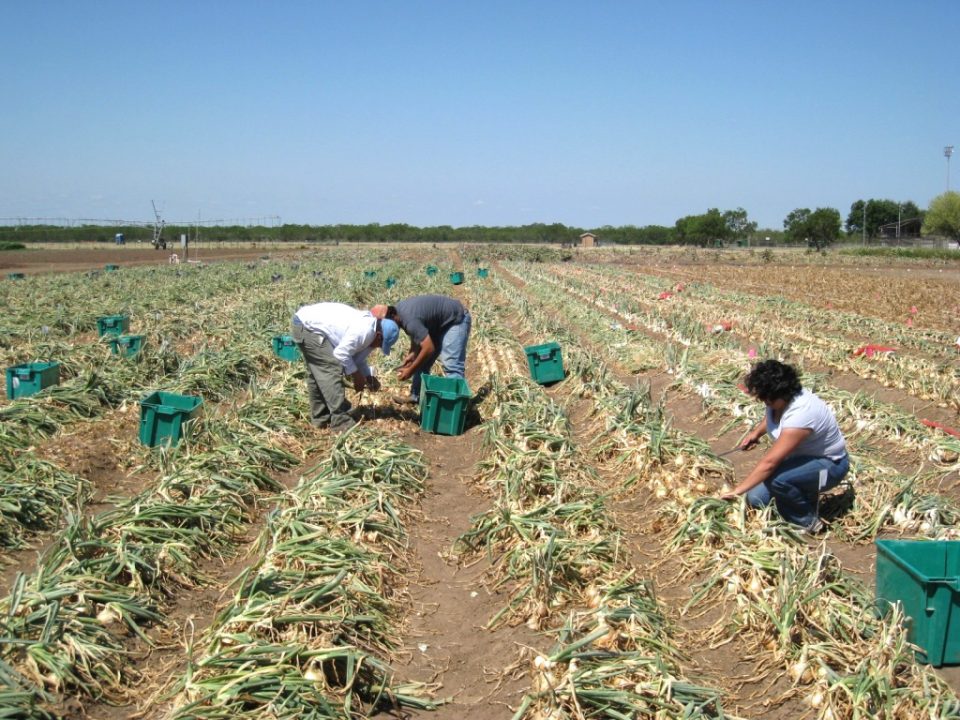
[675,208,731,247]
[784,207,841,249]
[723,207,757,243]
[846,198,924,239]
[922,192,960,247]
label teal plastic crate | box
[96,314,130,337]
[425,265,438,276]
[139,391,203,447]
[108,334,144,357]
[271,335,301,362]
[449,271,464,285]
[6,361,60,399]
[876,539,960,666]
[105,264,120,272]
[7,272,25,280]
[524,342,565,385]
[419,375,471,436]
[364,270,377,278]
[476,268,489,278]
[385,277,397,289]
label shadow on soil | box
[820,484,857,524]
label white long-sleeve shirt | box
[294,302,377,376]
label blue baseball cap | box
[379,318,399,355]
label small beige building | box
[580,232,597,248]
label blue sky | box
[1,1,957,230]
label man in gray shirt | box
[372,295,471,403]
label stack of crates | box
[524,342,565,385]
[105,264,120,272]
[7,273,25,280]
[419,375,471,436]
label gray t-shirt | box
[767,388,846,462]
[395,295,466,345]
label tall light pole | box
[946,146,955,192]
[862,201,867,245]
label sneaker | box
[392,394,419,405]
[803,518,826,535]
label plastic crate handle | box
[537,351,553,361]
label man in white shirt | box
[291,302,399,431]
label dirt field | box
[0,243,304,274]
[2,244,959,719]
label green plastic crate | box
[425,265,438,276]
[419,375,471,436]
[139,391,203,447]
[449,271,464,285]
[271,335,301,362]
[96,314,130,337]
[524,342,565,385]
[6,362,60,399]
[7,272,25,280]
[105,264,120,272]
[108,334,144,357]
[364,270,377,278]
[385,277,397,289]
[876,539,960,666]
[476,268,489,278]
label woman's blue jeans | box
[745,454,850,528]
[410,312,472,400]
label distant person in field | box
[720,359,849,533]
[291,302,399,431]
[371,295,471,404]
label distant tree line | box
[0,219,782,247]
[3,193,958,248]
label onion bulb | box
[97,605,120,626]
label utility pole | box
[862,201,867,245]
[946,146,954,192]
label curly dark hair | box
[744,360,802,403]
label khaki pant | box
[291,321,354,430]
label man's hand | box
[719,490,739,501]
[397,366,414,381]
[366,375,381,392]
[740,436,760,451]
[350,371,366,393]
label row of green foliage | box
[1,221,781,246]
[838,246,960,261]
[0,241,26,250]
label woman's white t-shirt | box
[766,389,846,462]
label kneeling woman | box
[721,360,849,532]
